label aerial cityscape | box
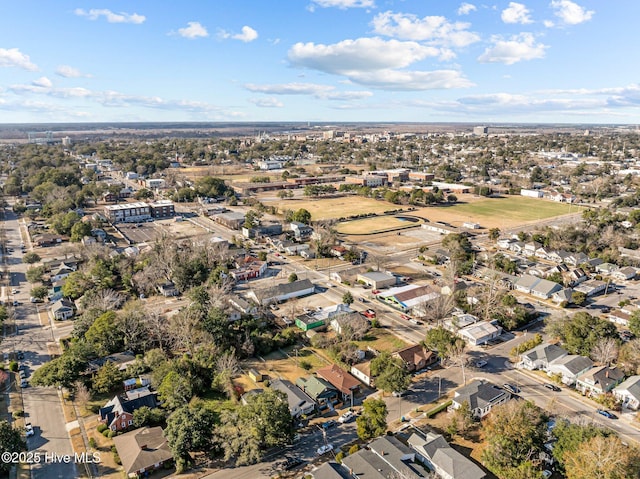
[2,2,640,479]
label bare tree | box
[335,313,370,341]
[216,351,241,400]
[418,293,454,325]
[87,288,126,311]
[73,380,92,411]
[167,308,210,354]
[448,338,468,385]
[591,337,619,366]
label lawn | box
[355,327,409,353]
[335,216,420,235]
[263,196,396,221]
[445,196,579,222]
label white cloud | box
[0,48,38,71]
[289,37,439,74]
[177,22,209,39]
[457,3,477,15]
[55,65,91,78]
[371,11,480,48]
[32,77,52,88]
[345,69,474,90]
[249,97,284,108]
[244,82,373,100]
[501,2,533,24]
[543,19,555,27]
[550,0,593,25]
[478,33,547,65]
[310,0,375,9]
[219,26,258,42]
[74,8,145,24]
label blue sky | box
[0,0,638,124]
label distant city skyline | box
[1,1,638,124]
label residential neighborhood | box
[3,122,640,479]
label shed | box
[248,369,265,383]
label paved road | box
[204,419,358,479]
[1,208,77,479]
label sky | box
[0,0,638,124]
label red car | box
[362,309,376,319]
[372,290,380,294]
[400,314,411,321]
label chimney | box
[606,370,610,378]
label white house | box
[520,343,568,371]
[614,376,640,410]
[451,380,510,419]
[408,431,486,479]
[546,355,593,386]
[457,321,502,346]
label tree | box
[292,208,311,224]
[30,352,86,388]
[218,388,293,465]
[84,311,124,357]
[628,310,640,337]
[257,251,267,261]
[591,337,619,366]
[158,370,193,410]
[30,285,48,300]
[488,228,501,241]
[370,351,410,393]
[571,291,587,306]
[342,291,354,305]
[25,265,45,283]
[356,398,388,441]
[619,339,640,375]
[0,420,26,473]
[423,327,456,363]
[133,406,166,428]
[70,221,92,242]
[551,420,607,471]
[165,404,217,473]
[481,400,548,477]
[563,435,640,479]
[288,272,298,283]
[92,361,123,394]
[560,312,618,356]
[73,380,92,411]
[22,251,41,264]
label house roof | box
[407,431,486,479]
[454,380,509,410]
[112,427,172,475]
[342,436,420,479]
[310,462,351,479]
[269,379,316,416]
[359,271,395,282]
[51,299,74,313]
[614,376,640,402]
[549,354,593,375]
[296,375,336,400]
[394,345,434,368]
[316,364,360,395]
[579,365,624,390]
[99,391,158,428]
[522,343,568,364]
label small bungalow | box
[613,376,640,410]
[316,364,361,406]
[269,379,316,418]
[450,380,510,419]
[520,343,568,371]
[546,355,593,386]
[112,427,173,478]
[296,375,338,408]
[157,281,178,297]
[50,299,75,320]
[351,361,374,387]
[99,389,158,432]
[576,365,625,396]
[393,345,437,373]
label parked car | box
[16,351,24,360]
[19,370,26,379]
[338,411,356,423]
[316,444,334,455]
[542,470,552,478]
[20,379,28,388]
[475,360,488,368]
[25,423,34,437]
[399,314,411,321]
[596,409,617,419]
[321,420,337,430]
[543,383,560,392]
[392,390,409,397]
[503,383,520,394]
[282,457,303,470]
[361,309,376,319]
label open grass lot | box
[335,215,422,235]
[440,196,579,223]
[355,327,409,353]
[239,346,330,390]
[263,196,396,221]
